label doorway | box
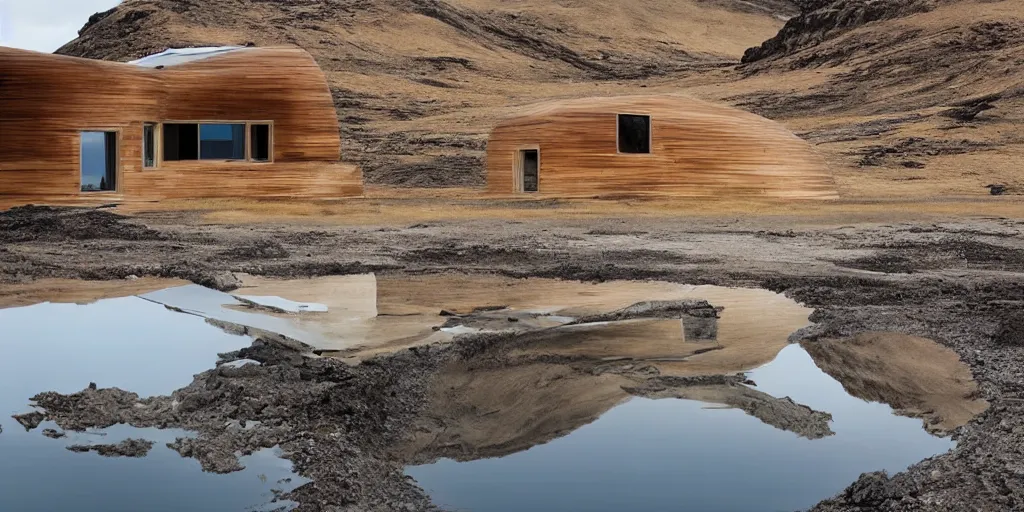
[516,149,539,193]
[80,131,118,192]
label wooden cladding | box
[0,46,360,202]
[486,95,837,199]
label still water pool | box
[406,345,955,512]
[0,296,307,512]
[0,276,978,511]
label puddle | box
[0,296,308,512]
[0,274,986,511]
[404,345,957,512]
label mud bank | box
[2,206,1023,510]
[29,335,442,510]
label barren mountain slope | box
[57,0,794,187]
[716,0,1024,196]
[57,0,1024,197]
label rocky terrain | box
[5,0,1023,509]
[731,0,1024,196]
[1,205,1022,510]
[53,0,1024,196]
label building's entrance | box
[516,149,539,193]
[80,131,118,192]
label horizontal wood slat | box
[486,95,837,199]
[0,46,359,202]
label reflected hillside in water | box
[0,274,987,487]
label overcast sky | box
[0,0,121,53]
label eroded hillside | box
[729,0,1024,196]
[57,0,1024,196]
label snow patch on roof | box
[129,46,246,68]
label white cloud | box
[0,0,122,53]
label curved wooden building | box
[486,95,836,199]
[0,46,361,203]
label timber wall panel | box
[0,46,356,203]
[486,96,837,199]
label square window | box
[163,123,199,161]
[617,114,651,154]
[199,123,245,160]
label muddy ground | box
[3,205,1024,511]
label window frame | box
[158,120,275,164]
[79,128,121,194]
[198,122,247,161]
[615,113,653,155]
[161,122,201,162]
[143,122,160,169]
[513,146,540,193]
[248,122,275,163]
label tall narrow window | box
[199,123,245,160]
[143,123,157,168]
[519,149,538,192]
[164,123,199,161]
[81,131,117,192]
[617,114,651,154]
[250,124,271,162]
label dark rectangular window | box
[617,114,651,154]
[81,131,117,192]
[163,123,199,161]
[250,124,271,162]
[143,123,156,168]
[200,123,245,160]
[521,149,538,192]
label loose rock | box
[42,428,66,439]
[67,439,154,458]
[12,411,45,431]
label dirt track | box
[2,204,1024,510]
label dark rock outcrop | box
[742,0,936,64]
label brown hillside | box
[56,0,1024,197]
[726,0,1024,197]
[55,0,794,187]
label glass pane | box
[618,114,651,154]
[143,124,156,168]
[250,124,271,162]
[522,150,538,192]
[199,124,245,160]
[81,132,116,192]
[163,124,198,161]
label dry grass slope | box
[56,0,795,187]
[55,0,1024,199]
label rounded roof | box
[498,94,775,125]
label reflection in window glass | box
[81,132,117,192]
[199,124,245,160]
[143,124,156,168]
